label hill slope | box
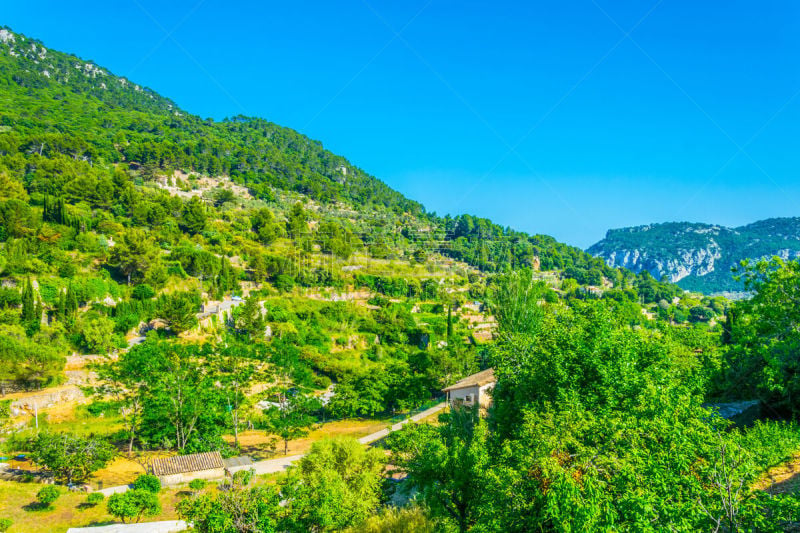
[0,25,629,279]
[587,218,800,293]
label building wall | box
[448,383,495,409]
[448,385,480,407]
[158,467,225,487]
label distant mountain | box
[587,218,800,293]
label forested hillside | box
[6,25,800,533]
[588,218,800,293]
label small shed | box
[223,455,254,476]
[443,368,495,409]
[151,452,225,486]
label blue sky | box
[4,1,800,247]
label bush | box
[36,485,61,507]
[132,284,155,300]
[188,479,206,491]
[132,474,161,494]
[107,489,161,523]
[0,518,11,532]
[232,469,254,486]
[86,492,105,506]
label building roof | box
[443,368,496,392]
[222,456,254,469]
[151,452,224,476]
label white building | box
[443,368,495,409]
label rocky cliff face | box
[587,219,800,293]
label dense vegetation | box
[1,25,799,532]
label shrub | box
[107,489,161,523]
[132,474,161,494]
[188,479,206,491]
[86,492,105,506]
[36,485,61,507]
[0,518,11,532]
[132,284,155,300]
[232,469,253,487]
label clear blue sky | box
[4,1,800,247]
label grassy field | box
[0,480,182,533]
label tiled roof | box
[442,368,496,392]
[151,452,224,476]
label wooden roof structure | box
[442,368,496,392]
[151,452,224,476]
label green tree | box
[251,207,281,245]
[234,297,264,338]
[78,312,116,353]
[28,432,116,485]
[158,291,199,333]
[281,438,386,532]
[182,197,207,234]
[111,228,161,285]
[286,202,309,239]
[389,408,489,532]
[262,391,318,455]
[723,258,800,417]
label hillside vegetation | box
[3,25,800,533]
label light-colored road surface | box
[67,520,187,532]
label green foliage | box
[178,480,281,533]
[262,391,319,455]
[158,291,200,333]
[28,432,116,484]
[0,324,65,388]
[281,438,386,532]
[490,269,548,336]
[77,312,115,353]
[188,479,207,491]
[110,340,228,451]
[721,258,800,417]
[86,492,105,506]
[389,408,488,532]
[346,506,436,533]
[0,518,11,533]
[36,485,61,507]
[132,473,161,494]
[131,284,155,300]
[107,489,161,524]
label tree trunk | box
[127,425,135,457]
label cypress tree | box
[446,304,453,341]
[21,278,35,321]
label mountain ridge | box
[588,217,800,293]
